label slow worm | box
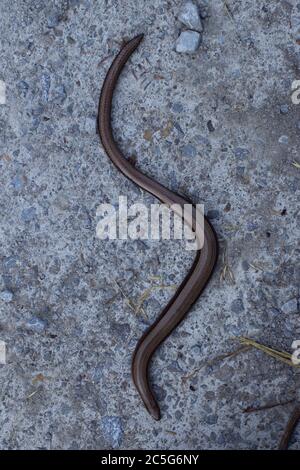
[98,34,218,420]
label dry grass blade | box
[292,161,300,169]
[249,262,264,272]
[182,345,250,382]
[223,224,239,232]
[26,389,40,400]
[148,275,162,281]
[113,280,148,320]
[236,337,300,367]
[135,284,177,315]
[165,430,177,436]
[244,399,294,413]
[113,279,177,321]
[220,246,235,284]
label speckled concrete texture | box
[0,0,300,450]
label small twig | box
[223,1,244,44]
[135,283,177,315]
[182,345,250,382]
[243,399,294,413]
[153,73,165,80]
[278,406,300,450]
[220,245,235,284]
[0,154,12,162]
[223,1,235,21]
[139,69,150,78]
[182,367,201,383]
[97,54,113,67]
[32,373,45,384]
[131,68,138,81]
[165,430,177,436]
[113,280,148,320]
[104,293,119,305]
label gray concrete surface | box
[0,0,300,450]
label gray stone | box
[181,144,196,157]
[247,221,259,231]
[101,416,123,448]
[152,384,167,401]
[93,366,104,383]
[3,256,18,270]
[175,31,202,54]
[110,322,131,341]
[281,298,298,314]
[47,13,60,29]
[51,84,67,104]
[231,298,245,313]
[0,290,13,302]
[236,166,245,177]
[207,209,220,220]
[26,317,47,332]
[172,102,184,113]
[178,1,203,32]
[234,147,250,159]
[17,80,29,97]
[11,176,25,191]
[21,207,36,222]
[279,104,289,114]
[205,414,218,425]
[242,260,250,271]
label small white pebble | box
[176,30,202,54]
[278,135,289,144]
[178,1,203,32]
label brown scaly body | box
[98,34,218,420]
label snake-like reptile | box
[98,34,218,420]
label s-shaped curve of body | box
[98,34,218,420]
